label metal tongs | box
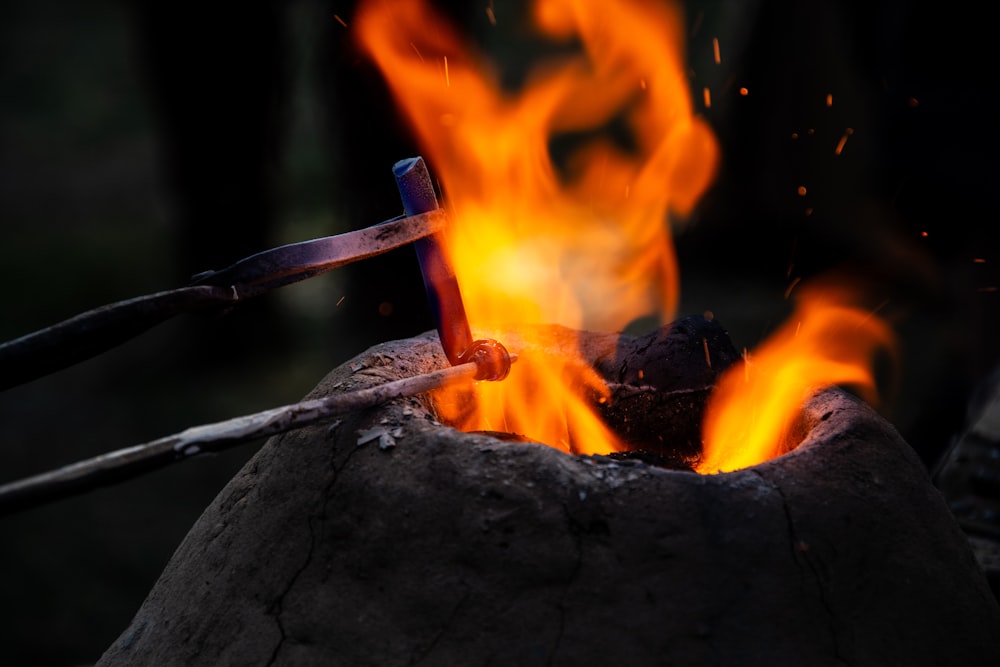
[0,157,512,514]
[0,157,508,391]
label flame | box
[356,0,718,453]
[697,281,896,473]
[356,1,893,468]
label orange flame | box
[697,281,896,473]
[356,1,894,468]
[357,0,718,453]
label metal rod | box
[0,209,446,391]
[394,157,475,366]
[0,285,238,392]
[0,355,514,516]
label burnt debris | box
[595,314,742,469]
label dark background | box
[1,1,997,664]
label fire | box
[356,0,718,453]
[355,0,894,467]
[697,280,896,473]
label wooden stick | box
[0,358,501,516]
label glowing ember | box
[834,127,854,155]
[356,0,895,468]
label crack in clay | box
[409,586,471,665]
[752,469,848,665]
[266,420,354,666]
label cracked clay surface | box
[96,331,1000,666]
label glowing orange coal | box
[356,0,895,468]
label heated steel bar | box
[393,157,510,381]
[394,156,474,367]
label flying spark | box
[834,128,854,155]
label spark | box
[334,14,347,28]
[410,42,424,62]
[921,231,929,238]
[739,86,749,96]
[854,299,891,332]
[909,97,920,107]
[703,337,712,368]
[979,287,999,293]
[443,56,450,87]
[973,258,987,263]
[640,78,647,90]
[691,10,704,37]
[834,128,854,155]
[703,87,712,108]
[336,296,346,307]
[784,276,801,299]
[797,185,807,196]
[712,37,721,64]
[485,2,496,26]
[826,93,833,107]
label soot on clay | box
[595,314,742,470]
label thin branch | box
[0,358,496,516]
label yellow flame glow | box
[357,0,894,468]
[357,0,718,453]
[697,281,896,473]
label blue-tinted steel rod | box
[393,157,475,367]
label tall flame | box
[697,281,896,473]
[356,1,894,468]
[357,0,718,453]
